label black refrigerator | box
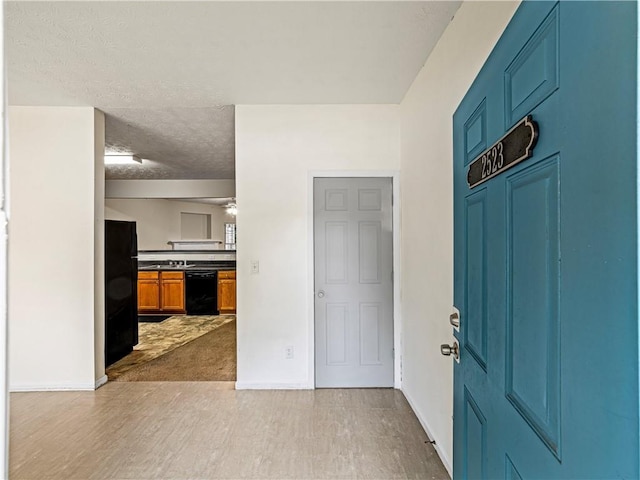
[105,220,139,366]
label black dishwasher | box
[185,271,219,315]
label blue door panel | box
[464,100,488,165]
[453,1,638,478]
[504,5,559,127]
[505,156,561,459]
[504,455,523,480]
[464,189,488,370]
[464,387,487,480]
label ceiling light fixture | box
[226,203,238,216]
[104,154,142,165]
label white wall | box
[93,110,106,385]
[105,179,235,199]
[235,105,399,388]
[0,0,9,472]
[105,198,235,250]
[399,1,519,474]
[8,106,104,391]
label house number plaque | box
[467,115,539,189]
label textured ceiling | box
[104,106,235,179]
[6,1,461,179]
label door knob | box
[449,311,460,329]
[317,290,325,298]
[441,342,459,361]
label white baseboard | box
[235,381,313,390]
[10,381,97,392]
[95,375,108,389]
[402,388,453,478]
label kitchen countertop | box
[138,250,236,254]
[138,263,236,272]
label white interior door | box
[314,177,393,388]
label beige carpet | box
[113,320,236,382]
[107,314,235,380]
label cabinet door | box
[161,277,185,313]
[218,277,236,313]
[138,279,160,312]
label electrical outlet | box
[285,346,294,359]
[251,260,260,274]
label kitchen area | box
[137,246,236,318]
[105,198,237,383]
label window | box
[225,223,236,249]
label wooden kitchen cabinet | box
[160,271,186,313]
[138,271,161,312]
[138,270,186,314]
[217,270,236,313]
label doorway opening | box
[104,197,237,383]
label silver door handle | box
[317,290,325,298]
[441,342,459,361]
[449,311,460,328]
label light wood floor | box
[10,382,449,479]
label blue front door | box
[452,2,638,478]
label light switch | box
[251,260,260,274]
